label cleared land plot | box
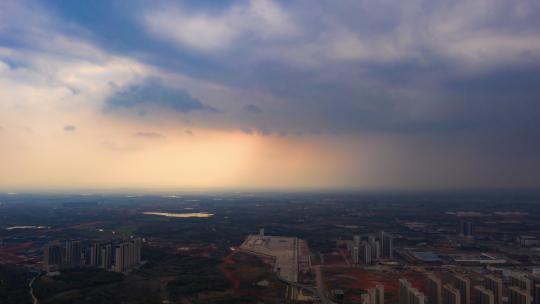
[240,235,298,283]
[322,267,426,303]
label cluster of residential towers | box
[348,231,394,265]
[398,272,537,304]
[43,237,142,273]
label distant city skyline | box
[1,1,539,191]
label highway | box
[28,272,41,304]
[274,271,336,304]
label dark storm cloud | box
[105,78,218,114]
[1,0,540,189]
[63,125,76,132]
[19,1,540,156]
[46,0,540,139]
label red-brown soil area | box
[322,251,348,265]
[219,250,241,294]
[323,266,427,303]
[0,242,33,264]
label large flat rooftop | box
[240,234,298,282]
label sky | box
[0,0,539,191]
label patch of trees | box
[0,265,33,304]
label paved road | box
[314,266,331,302]
[28,273,41,304]
[275,271,336,304]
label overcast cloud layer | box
[0,0,539,190]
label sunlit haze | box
[1,1,539,192]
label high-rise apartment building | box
[409,288,426,304]
[89,243,101,267]
[473,286,494,304]
[380,231,393,259]
[354,235,361,247]
[72,240,82,267]
[114,244,125,272]
[369,287,377,304]
[459,221,474,237]
[533,284,540,304]
[101,244,112,270]
[374,241,381,259]
[361,242,372,264]
[508,272,532,294]
[454,275,471,304]
[368,235,380,260]
[362,293,371,304]
[400,278,412,304]
[427,274,442,304]
[43,237,142,273]
[442,284,461,304]
[63,240,82,267]
[483,275,503,304]
[508,286,532,304]
[134,237,142,264]
[368,284,385,304]
[64,240,73,265]
[375,284,385,304]
[43,241,63,272]
[400,278,425,304]
[352,246,359,264]
[113,238,142,273]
